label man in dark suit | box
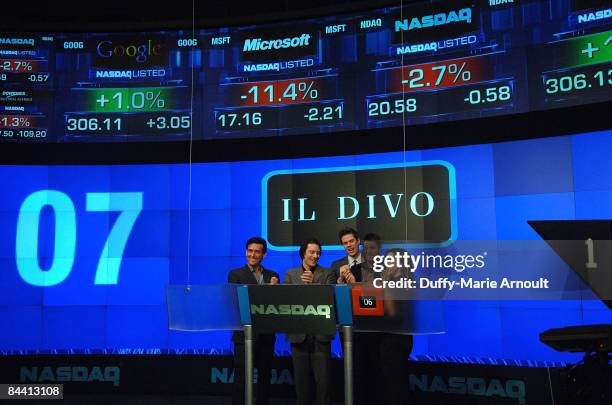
[284,238,336,405]
[228,236,280,405]
[331,227,363,284]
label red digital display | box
[0,59,44,73]
[0,115,41,128]
[351,285,385,317]
[385,54,493,93]
[224,76,333,107]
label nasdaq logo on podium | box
[251,304,333,319]
[248,285,337,335]
[262,161,457,250]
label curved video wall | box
[2,129,612,361]
[0,0,611,366]
[0,0,610,142]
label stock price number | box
[544,69,611,94]
[217,111,262,128]
[145,115,191,129]
[304,105,343,121]
[15,129,47,138]
[27,73,49,82]
[464,85,511,105]
[1,130,46,138]
[368,98,417,117]
[66,117,122,132]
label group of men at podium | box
[228,228,412,405]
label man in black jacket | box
[284,238,336,405]
[331,227,363,284]
[228,236,279,405]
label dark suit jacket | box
[331,255,363,282]
[283,264,336,344]
[228,264,280,343]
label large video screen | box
[1,129,611,362]
[0,0,610,142]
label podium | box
[166,283,444,405]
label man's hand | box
[338,264,356,284]
[270,276,279,284]
[301,269,314,283]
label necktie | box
[350,260,361,282]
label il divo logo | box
[280,192,435,222]
[263,161,456,249]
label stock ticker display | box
[0,0,610,142]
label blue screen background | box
[1,129,611,362]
